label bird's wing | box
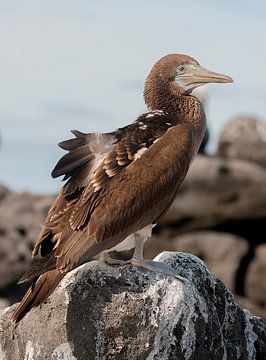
[32,111,193,273]
[52,115,194,272]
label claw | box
[101,253,130,266]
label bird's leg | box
[102,236,186,281]
[130,235,186,281]
[100,237,145,266]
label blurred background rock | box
[1,116,266,319]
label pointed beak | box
[181,64,233,85]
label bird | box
[12,54,233,323]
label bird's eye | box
[177,65,185,73]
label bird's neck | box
[143,74,206,154]
[143,75,204,124]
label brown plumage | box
[12,54,233,323]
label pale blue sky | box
[0,0,265,193]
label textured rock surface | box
[1,252,265,360]
[161,155,266,230]
[217,116,266,167]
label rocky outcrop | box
[161,155,266,229]
[1,252,265,360]
[217,116,266,167]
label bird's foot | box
[102,253,185,281]
[101,252,130,266]
[131,259,186,281]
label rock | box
[144,234,177,260]
[217,116,266,167]
[161,155,266,230]
[1,252,265,359]
[236,295,266,320]
[0,184,10,202]
[145,231,248,292]
[246,244,266,304]
[145,233,266,320]
[0,191,54,299]
[0,298,10,310]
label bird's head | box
[144,54,233,107]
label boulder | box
[217,116,266,167]
[1,252,265,359]
[0,298,9,310]
[236,296,266,320]
[246,244,266,304]
[0,184,10,202]
[145,231,248,292]
[161,155,266,231]
[0,191,54,298]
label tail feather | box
[12,269,65,323]
[18,253,56,284]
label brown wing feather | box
[18,252,56,284]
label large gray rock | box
[217,116,266,167]
[161,155,266,230]
[0,190,54,297]
[1,252,265,359]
